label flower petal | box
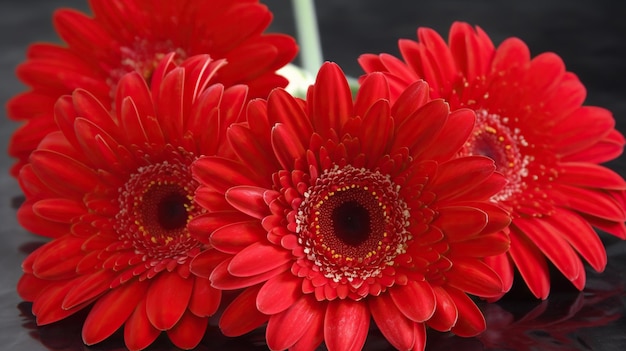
[225,186,271,219]
[167,310,208,350]
[188,276,221,317]
[324,299,370,351]
[426,286,458,332]
[124,298,161,351]
[266,295,321,351]
[257,270,302,315]
[146,272,194,330]
[228,241,292,277]
[508,227,550,299]
[219,285,269,337]
[389,281,436,322]
[447,287,486,337]
[370,293,416,350]
[83,280,149,345]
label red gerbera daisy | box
[358,21,626,300]
[16,54,245,350]
[189,62,511,351]
[7,0,297,177]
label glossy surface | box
[1,0,625,350]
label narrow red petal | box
[426,287,458,332]
[447,287,486,337]
[146,272,194,330]
[62,270,116,309]
[219,285,269,337]
[309,63,353,137]
[508,227,550,299]
[445,259,504,298]
[210,220,267,254]
[210,259,289,290]
[324,300,370,351]
[228,241,292,277]
[558,162,626,190]
[389,281,436,322]
[370,293,416,350]
[188,276,221,317]
[82,280,149,345]
[257,270,302,315]
[266,295,321,351]
[124,298,161,351]
[167,310,208,350]
[225,186,270,219]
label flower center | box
[296,165,411,286]
[460,109,531,202]
[115,156,203,261]
[109,39,187,88]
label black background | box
[1,0,626,350]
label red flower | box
[16,54,246,350]
[359,21,626,299]
[189,62,511,351]
[7,0,297,177]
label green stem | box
[292,0,324,75]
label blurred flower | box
[189,62,511,351]
[6,0,297,177]
[16,54,247,350]
[359,21,626,299]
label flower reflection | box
[18,272,624,351]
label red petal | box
[449,232,510,257]
[290,307,325,351]
[62,270,116,309]
[426,287,458,332]
[167,310,208,350]
[434,206,488,241]
[266,295,321,350]
[257,270,302,315]
[30,149,100,199]
[309,63,353,137]
[390,281,436,322]
[271,123,306,170]
[447,287,486,337]
[419,108,477,162]
[82,280,149,345]
[550,184,625,221]
[219,285,269,337]
[146,272,194,330]
[445,259,504,298]
[360,99,393,166]
[189,249,230,278]
[210,259,289,290]
[508,227,550,299]
[210,220,267,254]
[33,237,84,279]
[324,300,370,351]
[429,156,496,202]
[546,209,607,272]
[124,298,160,351]
[392,100,448,153]
[354,72,390,118]
[268,88,314,148]
[32,280,84,325]
[32,198,85,223]
[370,293,416,350]
[390,79,430,123]
[483,253,514,299]
[192,156,261,193]
[189,276,221,317]
[188,211,252,242]
[515,217,584,284]
[228,241,292,277]
[558,162,626,190]
[225,186,270,219]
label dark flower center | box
[296,165,411,285]
[115,156,203,260]
[331,200,371,246]
[460,109,531,202]
[142,184,191,232]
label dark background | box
[1,0,626,350]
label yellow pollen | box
[485,126,497,134]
